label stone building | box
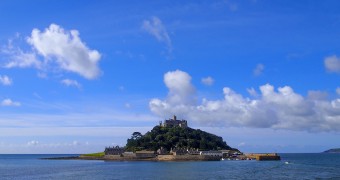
[104,146,125,155]
[161,115,188,128]
[199,151,223,157]
[135,150,156,158]
[170,147,187,156]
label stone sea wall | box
[158,155,220,161]
[76,154,221,161]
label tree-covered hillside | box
[125,125,238,152]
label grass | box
[81,152,105,157]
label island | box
[45,115,280,161]
[323,148,340,153]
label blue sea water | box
[0,153,339,180]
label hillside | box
[323,148,340,153]
[125,125,238,152]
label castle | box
[160,115,188,128]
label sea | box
[0,153,339,180]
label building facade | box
[104,146,125,155]
[161,115,188,128]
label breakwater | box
[245,153,281,161]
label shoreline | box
[41,153,281,162]
[41,155,222,162]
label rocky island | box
[79,115,240,161]
[323,148,340,153]
[45,116,280,161]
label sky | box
[0,0,340,153]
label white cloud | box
[142,17,172,52]
[37,72,48,79]
[201,76,214,86]
[0,75,12,86]
[3,24,101,79]
[5,52,40,68]
[324,55,340,73]
[163,70,195,104]
[150,70,340,132]
[1,98,21,107]
[27,140,39,146]
[150,70,196,118]
[337,88,340,96]
[247,87,258,97]
[253,63,264,76]
[307,90,328,100]
[1,40,41,69]
[61,79,81,89]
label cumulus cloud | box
[1,98,21,107]
[150,70,196,117]
[142,17,172,52]
[61,79,81,89]
[307,90,328,101]
[201,76,214,86]
[163,70,195,104]
[2,24,102,79]
[150,70,340,132]
[324,55,340,73]
[253,63,264,76]
[0,75,12,86]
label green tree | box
[131,132,142,140]
[124,125,238,152]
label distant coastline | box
[323,148,340,153]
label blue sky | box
[1,0,340,153]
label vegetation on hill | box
[125,125,238,152]
[324,148,340,153]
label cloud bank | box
[3,24,101,79]
[150,70,340,132]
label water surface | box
[0,153,339,179]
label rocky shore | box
[42,154,221,161]
[42,153,281,161]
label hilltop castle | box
[160,115,188,128]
